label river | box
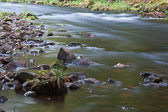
[0,2,168,112]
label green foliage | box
[0,11,14,17]
[164,9,168,15]
[19,12,38,20]
[52,69,66,79]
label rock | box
[6,62,17,71]
[13,80,21,90]
[38,64,50,70]
[140,72,153,78]
[0,94,8,104]
[67,42,82,47]
[50,60,67,71]
[107,78,117,83]
[22,80,35,91]
[14,72,35,83]
[47,32,53,36]
[85,33,96,38]
[39,49,45,54]
[0,57,12,65]
[67,72,86,82]
[14,60,27,67]
[65,82,80,90]
[139,72,166,88]
[31,78,68,95]
[73,56,98,66]
[154,12,166,18]
[113,63,129,68]
[144,74,163,83]
[57,47,76,63]
[0,108,6,112]
[24,91,36,97]
[75,78,101,85]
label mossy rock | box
[19,13,38,20]
[14,72,35,83]
[31,77,68,95]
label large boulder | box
[57,47,76,63]
[14,72,35,83]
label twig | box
[13,105,17,112]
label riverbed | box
[0,2,168,112]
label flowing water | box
[0,2,168,112]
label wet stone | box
[65,82,80,90]
[24,91,36,97]
[75,78,101,85]
[57,47,76,63]
[0,94,8,104]
[67,72,86,82]
[107,78,117,83]
[67,42,82,47]
[14,72,35,83]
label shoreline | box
[0,0,168,20]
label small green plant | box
[52,69,66,79]
[51,69,66,89]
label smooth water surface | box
[0,2,168,112]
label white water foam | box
[39,12,140,22]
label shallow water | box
[0,2,168,112]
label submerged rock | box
[67,42,82,47]
[73,56,99,66]
[67,72,86,82]
[75,78,101,85]
[85,33,96,38]
[0,94,8,104]
[107,78,117,83]
[57,47,76,63]
[65,82,80,90]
